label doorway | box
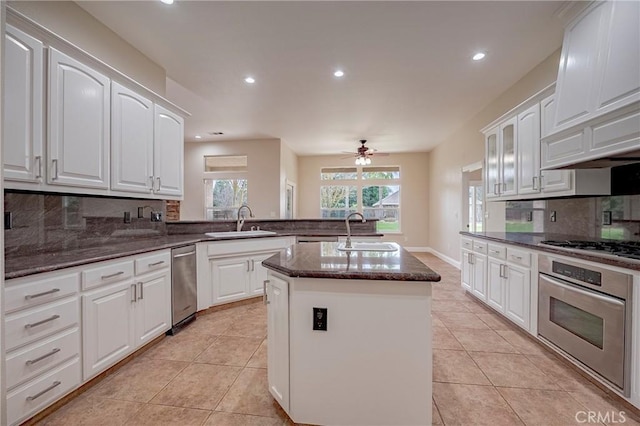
[462,162,484,232]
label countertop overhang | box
[262,242,441,282]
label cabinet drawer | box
[7,357,81,426]
[461,238,473,250]
[82,259,134,291]
[135,251,170,276]
[473,240,488,254]
[6,327,80,390]
[507,247,531,267]
[487,244,506,260]
[5,272,79,314]
[5,297,79,351]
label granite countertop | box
[4,231,383,280]
[262,242,442,282]
[461,231,640,272]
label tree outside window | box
[204,179,248,220]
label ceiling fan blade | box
[371,152,390,156]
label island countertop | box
[262,242,441,281]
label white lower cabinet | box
[266,274,290,413]
[3,269,82,426]
[211,257,251,304]
[82,251,171,380]
[462,238,533,332]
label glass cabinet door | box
[500,118,517,196]
[485,129,500,199]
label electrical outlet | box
[550,211,557,222]
[4,212,13,230]
[150,211,162,222]
[526,211,533,222]
[602,211,612,225]
[313,307,328,331]
[124,211,131,223]
[137,207,144,218]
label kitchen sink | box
[336,242,398,252]
[205,230,277,238]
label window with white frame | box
[203,155,249,220]
[320,166,401,232]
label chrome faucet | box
[236,205,254,231]
[345,212,366,249]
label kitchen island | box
[262,242,440,426]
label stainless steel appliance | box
[170,245,197,334]
[538,254,633,395]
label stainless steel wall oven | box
[538,254,633,396]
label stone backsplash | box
[4,191,166,256]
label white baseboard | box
[405,247,430,252]
[421,247,461,270]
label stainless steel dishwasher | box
[170,245,197,334]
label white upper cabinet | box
[111,83,154,194]
[516,104,540,195]
[499,118,517,197]
[48,48,110,189]
[3,25,44,183]
[485,128,500,199]
[153,105,184,197]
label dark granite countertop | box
[4,231,382,280]
[262,242,441,282]
[461,232,640,272]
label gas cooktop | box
[540,240,640,261]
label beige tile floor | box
[35,253,640,426]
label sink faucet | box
[345,212,366,249]
[236,205,254,231]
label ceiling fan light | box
[365,157,371,165]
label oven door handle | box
[540,274,624,306]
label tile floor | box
[35,253,640,426]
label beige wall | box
[427,49,561,263]
[182,139,283,221]
[298,153,430,248]
[280,142,299,218]
[8,1,166,94]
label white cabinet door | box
[153,105,183,197]
[48,48,110,189]
[485,128,500,199]
[82,282,135,380]
[111,82,154,194]
[505,264,531,331]
[487,259,505,312]
[135,272,171,347]
[211,257,250,304]
[517,104,540,195]
[4,25,44,183]
[461,249,472,291]
[595,0,640,113]
[471,254,487,301]
[250,253,275,295]
[266,274,289,413]
[499,117,517,197]
[554,1,607,128]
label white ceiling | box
[77,1,566,156]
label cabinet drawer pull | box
[101,271,125,280]
[489,249,500,254]
[148,261,165,267]
[51,159,58,180]
[138,282,144,300]
[149,176,155,192]
[26,381,61,401]
[156,177,161,191]
[131,284,137,302]
[532,176,538,191]
[263,280,270,305]
[26,348,61,365]
[25,288,60,300]
[511,255,523,260]
[25,315,60,329]
[35,156,42,179]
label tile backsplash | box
[4,191,166,256]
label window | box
[204,179,247,220]
[467,181,483,232]
[204,155,248,172]
[320,166,401,232]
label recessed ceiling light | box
[472,52,486,61]
[160,0,174,4]
[334,70,344,77]
[194,135,202,139]
[244,77,256,84]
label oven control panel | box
[552,262,602,286]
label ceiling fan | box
[342,140,389,165]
